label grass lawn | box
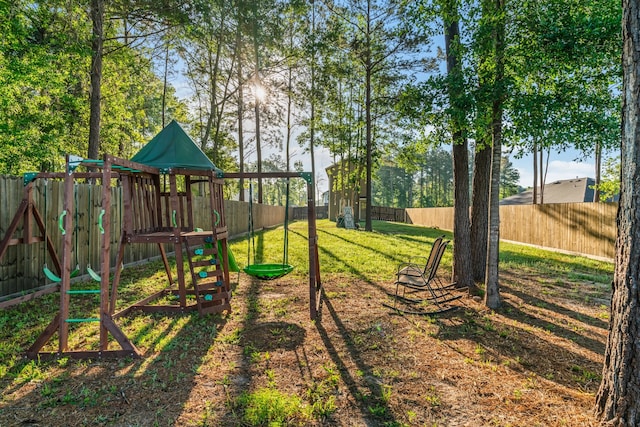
[0,219,613,426]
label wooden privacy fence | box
[0,175,286,301]
[371,206,405,222]
[406,202,617,260]
[292,205,328,220]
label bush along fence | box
[0,175,286,303]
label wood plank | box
[0,283,59,309]
[29,350,138,361]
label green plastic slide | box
[219,241,239,272]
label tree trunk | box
[202,44,222,150]
[365,65,372,231]
[237,37,245,202]
[484,0,505,310]
[254,88,263,203]
[485,122,502,309]
[471,139,491,284]
[364,0,373,232]
[252,3,263,203]
[470,0,496,287]
[87,0,104,160]
[595,0,640,423]
[286,62,292,171]
[539,145,545,204]
[309,0,317,206]
[162,42,169,128]
[533,140,538,204]
[444,4,473,289]
[594,140,602,202]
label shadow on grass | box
[314,223,457,276]
[501,283,609,331]
[315,291,400,426]
[433,301,604,392]
[220,275,345,425]
[0,252,239,426]
[499,248,613,284]
[0,306,229,426]
[372,221,449,239]
[496,298,606,355]
[315,239,386,290]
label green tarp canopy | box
[131,120,221,173]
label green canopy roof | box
[131,120,220,173]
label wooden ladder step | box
[196,269,223,279]
[192,258,219,268]
[197,281,225,292]
[193,247,217,257]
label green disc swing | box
[243,179,294,280]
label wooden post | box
[307,180,321,320]
[59,160,75,353]
[23,184,34,244]
[169,173,187,307]
[100,156,112,351]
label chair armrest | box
[396,258,428,276]
[397,256,428,267]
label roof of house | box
[500,177,597,205]
[131,120,221,172]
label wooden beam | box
[0,283,59,310]
[0,199,29,260]
[224,172,307,179]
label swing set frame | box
[224,171,322,320]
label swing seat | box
[43,265,81,282]
[243,263,294,280]
[43,266,62,283]
[87,265,102,282]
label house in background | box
[500,177,617,205]
[321,191,329,206]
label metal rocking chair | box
[386,238,461,315]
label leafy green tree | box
[87,0,104,160]
[325,0,432,231]
[308,6,365,217]
[373,162,413,208]
[596,155,620,203]
[395,139,454,207]
[0,1,89,173]
[178,0,239,171]
[0,1,188,174]
[499,156,520,199]
[469,0,497,284]
[507,0,621,203]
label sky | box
[285,142,608,195]
[510,148,599,189]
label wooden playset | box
[0,121,321,360]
